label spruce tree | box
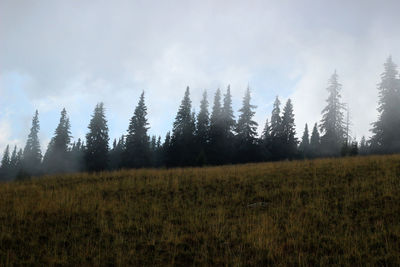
[43,108,71,174]
[109,135,124,170]
[85,103,110,172]
[299,124,310,158]
[310,123,321,158]
[195,91,210,165]
[169,87,196,166]
[281,99,298,159]
[124,92,151,168]
[70,138,85,172]
[268,96,284,160]
[370,56,400,153]
[23,110,42,176]
[208,88,224,165]
[235,87,259,163]
[320,71,346,156]
[221,85,236,163]
[0,145,11,180]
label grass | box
[1,155,400,266]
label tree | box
[235,87,259,163]
[221,85,236,163]
[195,91,210,165]
[85,103,110,172]
[320,71,346,156]
[169,87,196,166]
[43,108,72,174]
[299,124,310,158]
[70,138,85,172]
[281,99,298,159]
[370,56,400,153]
[109,136,124,170]
[124,92,151,168]
[23,110,42,176]
[0,145,11,181]
[359,136,369,155]
[268,96,284,160]
[208,89,224,165]
[310,123,321,158]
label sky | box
[1,0,400,153]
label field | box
[0,155,400,266]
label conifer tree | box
[124,92,151,168]
[208,89,224,165]
[70,138,85,172]
[195,91,210,165]
[85,103,110,172]
[169,87,196,166]
[23,110,42,176]
[268,96,284,160]
[281,99,298,159]
[109,135,124,170]
[320,71,346,156]
[370,56,400,153]
[43,108,71,174]
[221,85,236,163]
[310,123,321,158]
[235,87,259,162]
[359,136,368,155]
[0,145,10,180]
[299,124,310,157]
[9,146,19,179]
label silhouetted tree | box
[169,87,196,166]
[85,103,110,172]
[43,108,72,174]
[221,86,236,164]
[109,136,124,170]
[310,123,321,158]
[268,96,284,160]
[299,124,310,158]
[370,56,400,153]
[0,145,11,181]
[23,110,42,176]
[281,99,298,159]
[70,138,85,172]
[208,89,224,165]
[124,92,151,168]
[359,136,369,155]
[235,87,260,163]
[320,71,346,156]
[195,91,209,165]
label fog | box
[1,0,400,152]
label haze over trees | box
[2,57,400,180]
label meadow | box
[0,155,400,266]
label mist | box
[1,0,400,154]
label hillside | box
[0,155,400,266]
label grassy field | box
[0,155,400,266]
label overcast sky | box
[1,0,400,153]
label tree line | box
[1,56,400,180]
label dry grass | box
[1,155,400,266]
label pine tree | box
[70,138,85,172]
[9,146,19,179]
[221,85,236,164]
[208,88,224,165]
[281,99,298,159]
[109,135,124,170]
[370,56,400,153]
[85,103,110,172]
[359,136,368,155]
[268,96,284,160]
[310,123,321,158]
[299,124,310,158]
[169,87,196,166]
[43,108,71,174]
[195,91,210,165]
[320,71,346,156]
[124,92,151,168]
[0,145,11,181]
[23,110,42,176]
[235,87,259,163]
